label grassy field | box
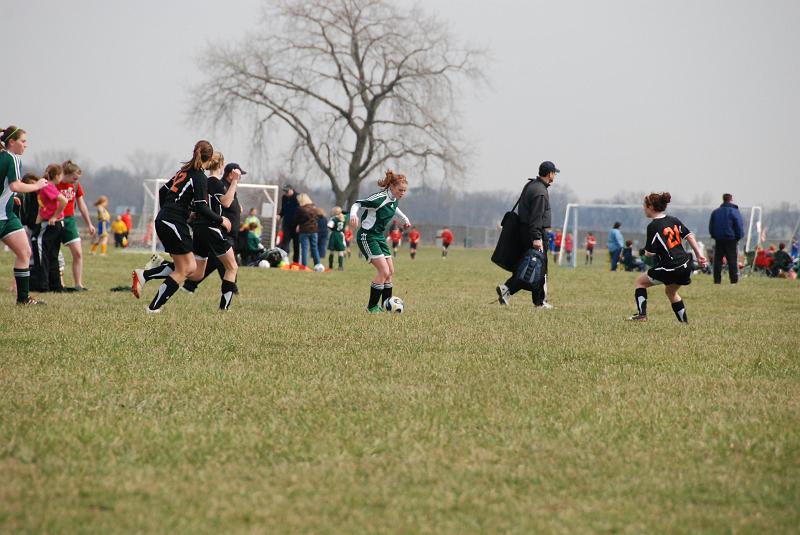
[1,245,798,534]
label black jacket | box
[518,177,551,242]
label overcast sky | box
[5,0,798,206]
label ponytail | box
[180,140,214,172]
[377,169,408,189]
[62,159,81,176]
[644,192,671,212]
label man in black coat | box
[708,193,745,284]
[278,184,300,263]
[496,161,559,308]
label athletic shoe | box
[367,305,383,313]
[145,306,161,314]
[132,269,145,299]
[17,296,46,306]
[535,302,554,310]
[180,286,196,294]
[627,314,648,321]
[496,284,510,305]
[74,285,90,292]
[145,254,165,270]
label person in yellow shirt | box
[111,215,128,249]
[90,196,111,255]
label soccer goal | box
[556,203,763,267]
[137,179,279,254]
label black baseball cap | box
[539,161,560,176]
[224,163,247,176]
[282,183,294,191]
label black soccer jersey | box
[160,168,222,225]
[206,176,225,221]
[220,176,241,232]
[645,215,691,269]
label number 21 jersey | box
[645,215,691,269]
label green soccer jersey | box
[0,150,21,220]
[328,216,346,251]
[353,190,409,237]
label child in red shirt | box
[389,225,402,257]
[438,227,453,259]
[408,226,421,260]
[585,232,596,265]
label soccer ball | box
[384,296,404,313]
[258,260,271,269]
[313,263,325,272]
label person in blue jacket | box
[708,193,744,284]
[607,222,624,271]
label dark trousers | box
[610,249,622,271]
[30,222,64,292]
[505,251,548,306]
[280,223,300,263]
[713,239,739,284]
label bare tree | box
[193,0,484,207]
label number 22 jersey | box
[645,215,691,269]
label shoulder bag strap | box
[511,179,535,213]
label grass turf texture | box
[1,246,798,533]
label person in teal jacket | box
[608,221,625,271]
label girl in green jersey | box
[0,126,48,305]
[349,170,410,312]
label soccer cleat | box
[131,269,145,299]
[367,305,383,313]
[17,296,46,306]
[145,306,161,314]
[535,302,554,310]
[627,314,648,321]
[496,284,510,305]
[180,286,195,294]
[74,285,90,292]
[145,254,165,270]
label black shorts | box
[410,242,418,250]
[392,241,400,248]
[647,261,692,286]
[155,214,193,255]
[443,242,451,249]
[193,225,231,259]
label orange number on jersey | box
[663,225,682,248]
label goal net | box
[555,203,763,268]
[136,179,279,254]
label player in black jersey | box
[181,153,242,309]
[131,140,231,312]
[628,192,707,323]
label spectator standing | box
[278,184,300,263]
[90,196,111,255]
[791,238,798,261]
[120,208,133,244]
[111,215,127,248]
[608,222,624,271]
[57,160,95,290]
[708,193,744,284]
[316,207,329,262]
[295,193,321,268]
[495,161,559,309]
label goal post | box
[138,179,279,254]
[556,203,763,267]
